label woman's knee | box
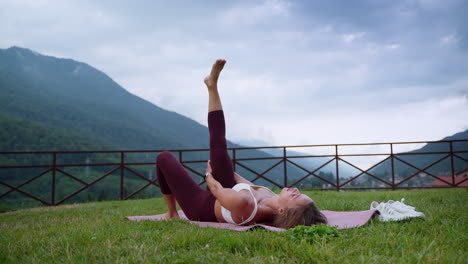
[156,151,177,165]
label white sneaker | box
[370,199,425,222]
[370,201,380,210]
[374,203,406,222]
[388,198,416,211]
[388,200,425,219]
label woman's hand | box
[205,160,219,192]
[206,173,215,187]
[205,160,213,175]
[205,160,213,181]
[205,173,219,195]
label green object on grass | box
[285,224,339,243]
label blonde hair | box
[272,201,327,229]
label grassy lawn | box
[0,189,466,263]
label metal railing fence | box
[1,139,467,207]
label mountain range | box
[0,46,466,210]
[0,47,311,210]
[0,46,218,151]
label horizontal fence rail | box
[1,139,467,207]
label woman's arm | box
[206,160,253,185]
[205,163,255,222]
[233,172,253,185]
[204,171,249,206]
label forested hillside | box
[0,47,303,210]
[0,47,210,151]
[0,111,113,152]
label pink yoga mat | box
[127,209,378,231]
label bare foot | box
[162,212,180,220]
[204,59,226,89]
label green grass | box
[1,189,466,263]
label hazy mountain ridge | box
[0,111,112,152]
[408,130,468,153]
[0,46,212,150]
[0,46,465,195]
[0,46,301,204]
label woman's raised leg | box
[204,59,236,188]
[204,59,226,113]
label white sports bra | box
[220,183,274,225]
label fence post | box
[450,141,455,186]
[52,152,56,205]
[335,145,340,191]
[120,152,124,200]
[390,143,395,190]
[283,147,287,188]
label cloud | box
[342,32,366,43]
[218,0,291,26]
[440,34,459,46]
[384,44,400,50]
[1,0,467,150]
[235,95,468,146]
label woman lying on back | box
[156,59,327,228]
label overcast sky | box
[1,0,467,152]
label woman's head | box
[273,187,327,229]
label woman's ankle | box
[163,211,180,219]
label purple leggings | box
[156,110,235,221]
